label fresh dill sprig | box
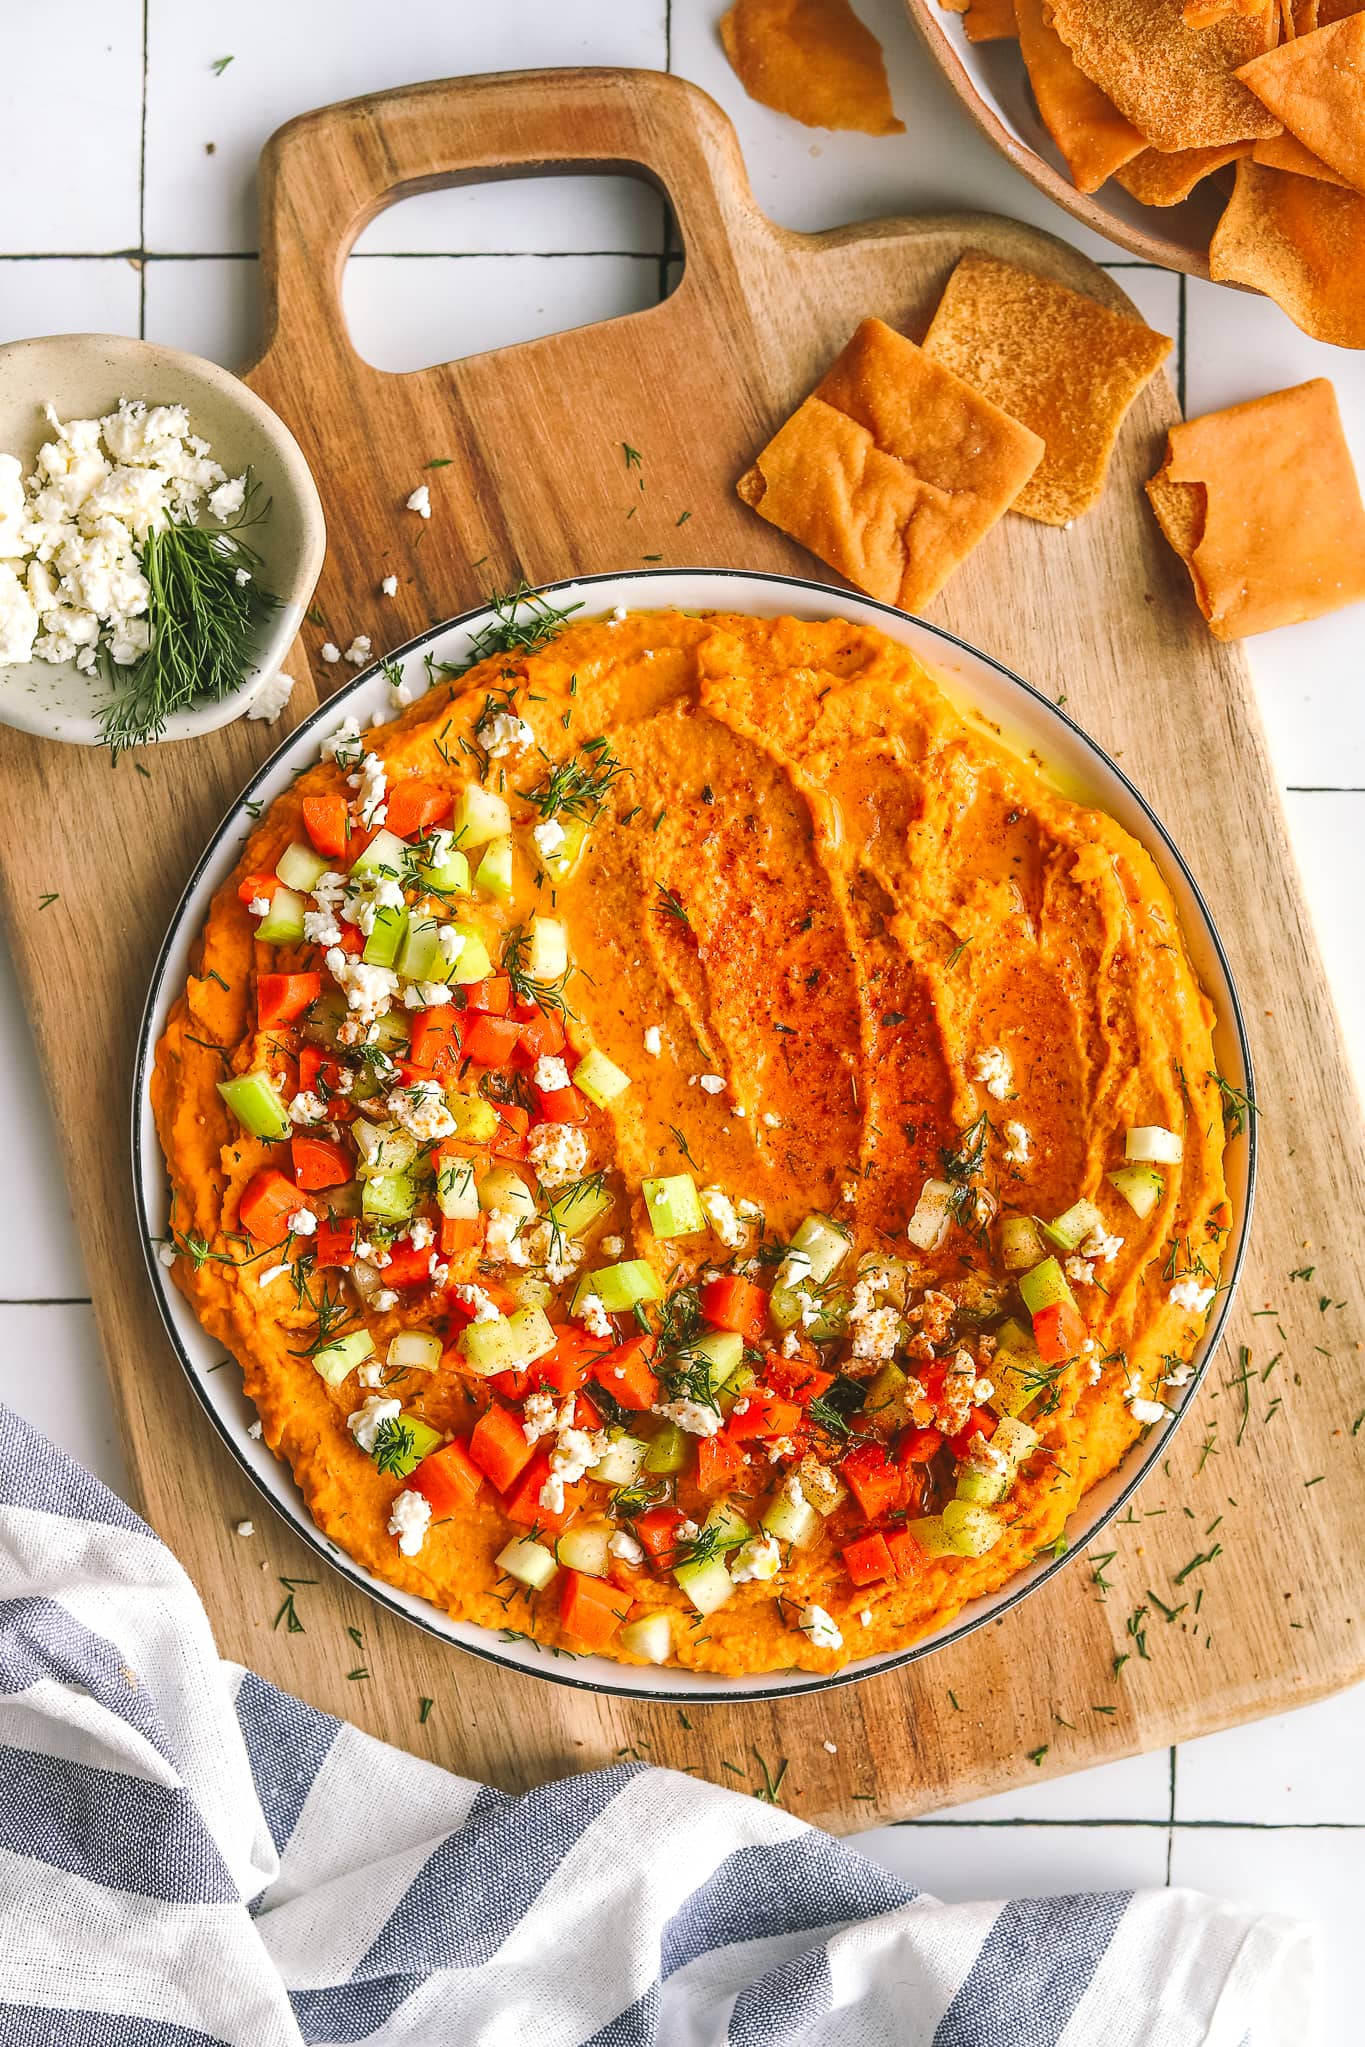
[371,1417,418,1478]
[502,923,575,1018]
[1208,1070,1258,1137]
[438,582,583,677]
[521,734,629,821]
[99,480,279,757]
[654,883,690,926]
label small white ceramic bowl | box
[0,333,325,746]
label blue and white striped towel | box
[0,1404,1315,2045]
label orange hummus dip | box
[152,607,1230,1675]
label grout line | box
[1176,274,1187,416]
[1286,786,1365,795]
[1166,1747,1177,1883]
[0,249,667,264]
[138,0,149,339]
[0,1298,93,1308]
[888,1818,1365,1831]
[665,0,673,71]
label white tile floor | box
[2,4,1363,2035]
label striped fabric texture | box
[0,1406,1316,2045]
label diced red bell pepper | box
[590,1334,658,1412]
[633,1506,686,1569]
[897,1426,944,1466]
[410,1438,482,1517]
[885,1527,924,1581]
[535,1326,603,1394]
[468,1402,535,1492]
[490,1104,529,1161]
[559,1570,630,1651]
[949,1406,999,1459]
[695,1430,748,1495]
[257,972,321,1030]
[444,1277,516,1327]
[438,1213,484,1258]
[501,1451,583,1534]
[381,1240,436,1289]
[841,1440,901,1523]
[237,1166,301,1246]
[385,780,451,838]
[289,1134,352,1192]
[297,1045,352,1105]
[463,976,512,1015]
[301,794,350,859]
[238,872,283,908]
[464,1014,525,1068]
[409,1008,464,1076]
[313,1216,357,1268]
[699,1275,769,1344]
[489,1366,534,1401]
[918,1360,949,1402]
[726,1389,802,1441]
[332,921,366,956]
[534,1084,587,1124]
[842,1531,895,1587]
[1032,1299,1088,1365]
[514,1008,566,1066]
[765,1354,835,1406]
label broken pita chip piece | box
[1253,129,1355,185]
[1183,0,1273,28]
[1014,0,1146,192]
[1115,141,1251,203]
[719,0,905,134]
[1210,159,1365,346]
[736,318,1043,611]
[921,251,1172,525]
[1145,378,1365,638]
[1237,14,1365,193]
[1047,0,1279,152]
[964,0,1020,38]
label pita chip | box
[1146,379,1365,637]
[1014,0,1146,190]
[964,0,1021,37]
[1237,14,1365,192]
[1252,128,1356,183]
[736,318,1043,610]
[1210,159,1365,345]
[1116,141,1251,202]
[720,0,905,133]
[1048,0,1280,151]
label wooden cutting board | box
[1,69,1361,1831]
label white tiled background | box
[2,2,1362,2033]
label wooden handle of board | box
[252,68,760,383]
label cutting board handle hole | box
[342,176,683,375]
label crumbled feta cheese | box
[372,1288,399,1313]
[289,1091,328,1126]
[601,1236,624,1258]
[407,1217,435,1251]
[246,669,294,722]
[325,948,398,1024]
[762,1111,782,1128]
[699,1185,744,1248]
[347,1395,401,1454]
[303,909,343,947]
[235,1520,254,1538]
[781,1328,802,1358]
[643,1025,662,1057]
[322,715,361,764]
[532,817,567,861]
[343,635,372,667]
[1065,1256,1095,1285]
[387,1080,457,1143]
[435,925,466,968]
[577,1292,613,1340]
[1169,1277,1216,1313]
[347,750,388,829]
[320,641,342,664]
[247,1420,263,1441]
[799,1604,843,1652]
[381,575,398,596]
[823,1740,839,1754]
[156,1241,177,1269]
[848,1278,900,1363]
[521,1391,558,1444]
[972,1045,1012,1100]
[730,1533,782,1583]
[477,708,534,757]
[653,1397,722,1438]
[452,1283,500,1325]
[1003,1121,1031,1166]
[257,1262,291,1288]
[550,1427,607,1484]
[406,484,431,518]
[1081,1226,1125,1265]
[286,1208,317,1236]
[388,1488,432,1556]
[483,1209,526,1265]
[608,1530,644,1565]
[539,1474,566,1515]
[525,1120,589,1187]
[1164,1360,1194,1388]
[247,895,272,918]
[533,1055,571,1094]
[698,1073,725,1095]
[1124,1372,1171,1427]
[208,475,246,521]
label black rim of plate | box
[131,566,1258,1706]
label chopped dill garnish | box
[502,922,575,1018]
[654,882,690,925]
[437,582,583,678]
[371,1417,418,1478]
[521,735,629,821]
[1208,1070,1259,1137]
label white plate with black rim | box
[132,567,1256,1703]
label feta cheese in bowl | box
[0,333,325,747]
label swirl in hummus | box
[152,608,1230,1674]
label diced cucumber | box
[904,1513,955,1559]
[533,811,590,879]
[370,1012,411,1053]
[446,925,493,986]
[217,1070,291,1141]
[362,1170,422,1221]
[673,1554,735,1615]
[1041,1197,1104,1253]
[478,1164,537,1220]
[255,886,306,946]
[642,1172,707,1240]
[547,1178,614,1237]
[768,1273,810,1331]
[993,1414,1040,1467]
[1000,1214,1049,1271]
[1125,1125,1183,1165]
[558,1522,613,1577]
[474,837,513,901]
[1107,1163,1165,1218]
[416,837,470,895]
[591,1434,649,1486]
[907,1178,955,1251]
[447,1094,500,1144]
[349,828,407,880]
[941,1497,1004,1557]
[955,1463,1008,1506]
[573,1047,631,1108]
[275,840,330,892]
[506,1305,556,1362]
[396,916,454,985]
[990,1318,1045,1417]
[619,1609,671,1663]
[571,1260,661,1315]
[435,1152,480,1222]
[789,1212,851,1284]
[452,783,511,850]
[760,1486,820,1551]
[353,1120,418,1177]
[387,1331,443,1373]
[495,1536,558,1590]
[1017,1256,1076,1317]
[863,1360,912,1432]
[313,1327,375,1386]
[704,1500,753,1551]
[363,903,409,969]
[642,1422,686,1474]
[459,1305,556,1376]
[374,1413,443,1476]
[526,915,568,981]
[693,1329,743,1392]
[506,1273,554,1313]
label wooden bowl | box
[903,0,1219,277]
